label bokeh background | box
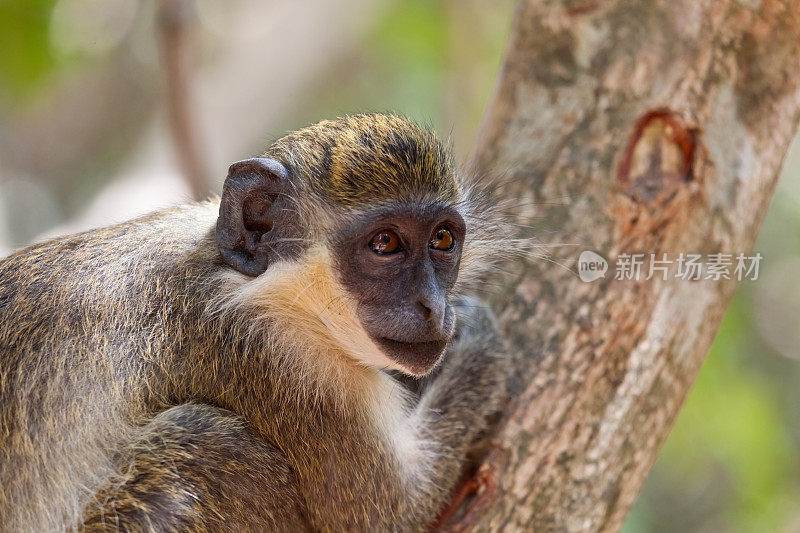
[1,1,798,530]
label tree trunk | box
[442,0,800,530]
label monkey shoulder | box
[0,202,222,332]
[0,201,221,278]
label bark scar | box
[618,109,696,202]
[431,463,498,532]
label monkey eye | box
[369,230,401,255]
[429,226,455,251]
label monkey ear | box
[216,157,290,277]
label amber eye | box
[429,226,454,251]
[369,230,401,255]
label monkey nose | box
[416,297,446,331]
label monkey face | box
[215,119,471,378]
[332,202,465,376]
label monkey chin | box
[374,337,449,377]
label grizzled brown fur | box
[267,114,459,207]
[0,114,507,532]
[80,405,310,532]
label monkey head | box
[217,114,485,377]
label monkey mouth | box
[375,337,449,376]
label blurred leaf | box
[362,0,448,122]
[370,0,447,70]
[0,0,60,103]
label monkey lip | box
[375,337,449,376]
[378,337,449,350]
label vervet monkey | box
[0,114,508,531]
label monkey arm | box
[80,404,310,533]
[401,296,509,530]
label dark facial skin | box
[332,202,465,376]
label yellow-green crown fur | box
[265,114,458,207]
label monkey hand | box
[420,295,509,444]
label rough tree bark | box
[440,0,800,531]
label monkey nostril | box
[417,300,433,321]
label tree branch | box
[157,0,210,201]
[442,0,800,530]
